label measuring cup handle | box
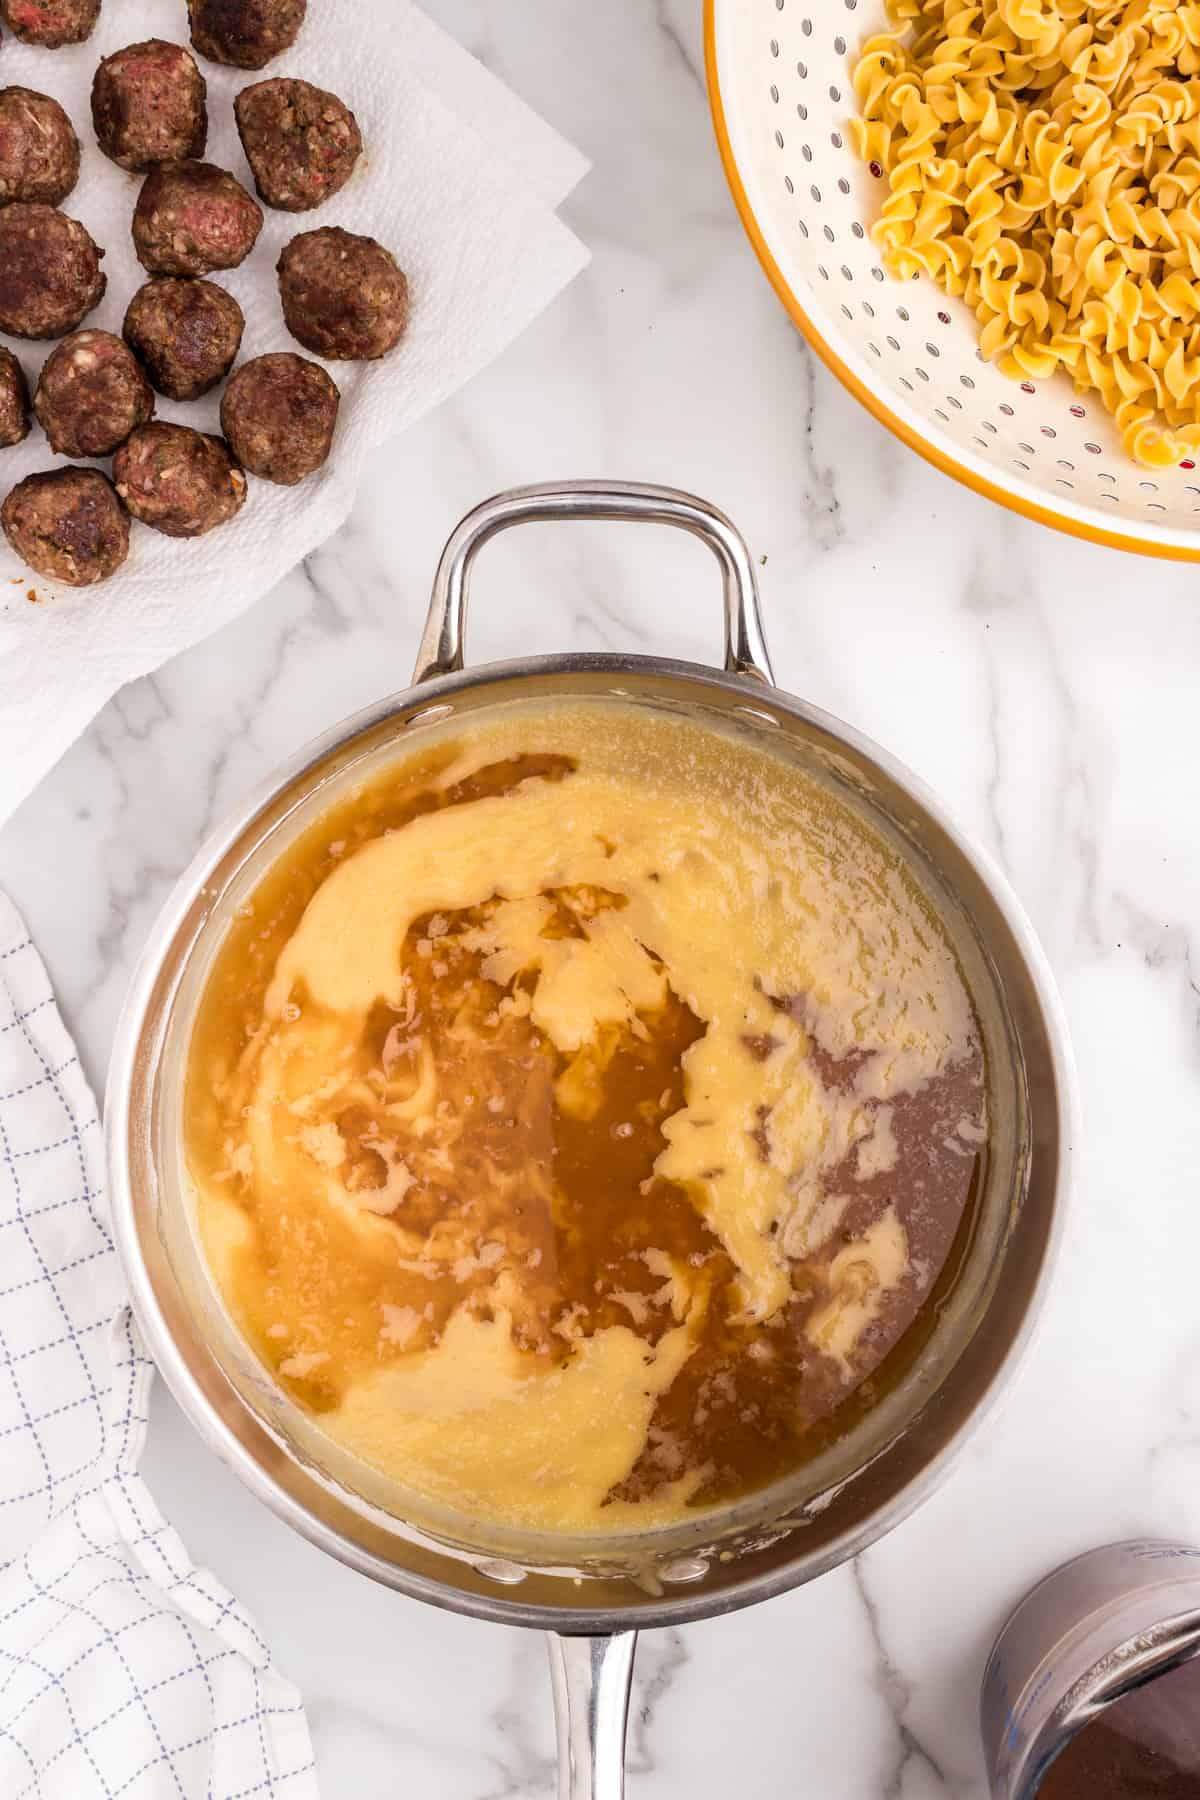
[412,481,774,687]
[547,1631,637,1800]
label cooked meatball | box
[2,467,128,586]
[132,160,262,276]
[0,350,31,448]
[0,206,106,340]
[220,352,338,484]
[0,0,99,47]
[277,227,409,361]
[235,78,361,212]
[123,277,243,402]
[92,39,207,172]
[0,89,80,205]
[113,421,246,537]
[188,0,304,69]
[34,330,154,459]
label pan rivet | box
[660,1556,709,1585]
[474,1558,527,1585]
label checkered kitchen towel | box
[0,893,318,1798]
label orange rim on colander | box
[703,0,1200,564]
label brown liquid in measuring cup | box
[1039,1657,1200,1798]
[185,701,991,1535]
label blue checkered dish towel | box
[0,895,319,1798]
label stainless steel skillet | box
[106,482,1075,1799]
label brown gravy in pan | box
[185,702,988,1534]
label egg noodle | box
[851,0,1200,467]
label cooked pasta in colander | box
[850,0,1200,468]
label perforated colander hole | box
[784,175,794,194]
[972,436,988,449]
[1139,479,1159,492]
[871,266,884,281]
[771,37,781,57]
[770,85,780,104]
[886,334,900,349]
[868,158,882,177]
[1056,459,1075,471]
[845,0,857,9]
[831,131,843,149]
[869,341,881,355]
[960,374,975,389]
[840,264,853,280]
[802,145,813,163]
[1098,470,1117,482]
[1056,479,1075,489]
[916,366,930,381]
[1018,441,1035,454]
[1085,442,1102,454]
[935,408,949,422]
[937,311,951,325]
[981,420,997,433]
[822,220,833,238]
[1181,460,1196,471]
[810,184,821,201]
[797,102,808,119]
[899,376,914,391]
[840,303,852,320]
[802,15,813,33]
[897,306,910,321]
[999,403,1014,416]
[797,60,808,77]
[829,84,842,100]
[1147,502,1166,512]
[1070,404,1086,418]
[924,341,940,357]
[1040,426,1056,438]
[946,394,963,409]
[1019,380,1036,394]
[851,219,863,236]
[1188,484,1200,494]
[775,129,784,148]
[861,300,875,316]
[834,33,847,51]
[1100,491,1119,501]
[818,264,829,279]
[1014,459,1030,471]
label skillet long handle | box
[548,1631,638,1800]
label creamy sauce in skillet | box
[185,702,987,1534]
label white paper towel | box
[0,0,589,827]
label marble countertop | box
[3,3,1199,1795]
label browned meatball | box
[235,78,361,212]
[220,352,338,485]
[0,89,80,205]
[132,160,262,276]
[0,0,98,46]
[0,350,31,448]
[113,421,246,537]
[123,277,243,402]
[188,0,304,69]
[2,468,128,586]
[0,206,106,340]
[34,330,154,459]
[277,228,409,361]
[92,40,207,172]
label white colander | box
[705,0,1200,559]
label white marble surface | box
[3,3,1200,1796]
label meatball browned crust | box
[277,227,409,361]
[0,206,106,340]
[34,330,154,459]
[0,0,99,47]
[235,78,361,212]
[188,0,305,69]
[132,160,262,276]
[0,350,31,448]
[0,89,80,206]
[113,421,246,538]
[92,40,208,172]
[220,352,338,484]
[2,468,129,586]
[123,277,243,401]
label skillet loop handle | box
[548,1631,637,1800]
[413,481,774,687]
